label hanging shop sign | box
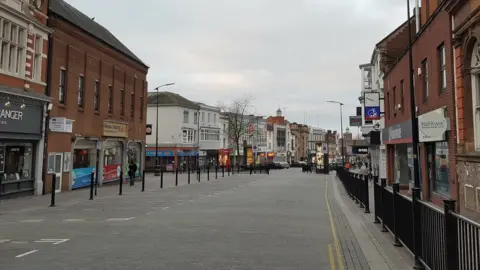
[352,146,369,155]
[146,124,152,135]
[349,116,362,127]
[363,91,381,120]
[418,109,449,142]
[103,121,128,138]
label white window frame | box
[439,45,446,91]
[183,110,189,123]
[0,17,26,77]
[471,41,480,151]
[59,68,66,104]
[181,129,196,144]
[193,112,198,124]
[32,35,42,80]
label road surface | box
[0,169,369,269]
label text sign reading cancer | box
[0,102,42,135]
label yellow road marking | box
[328,244,336,270]
[325,179,344,270]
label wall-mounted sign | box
[50,117,73,133]
[0,102,42,135]
[418,109,448,142]
[146,124,152,135]
[382,120,413,144]
[349,116,362,127]
[364,92,381,120]
[103,121,128,138]
[352,146,369,155]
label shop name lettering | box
[421,120,445,129]
[104,123,125,132]
[0,109,23,122]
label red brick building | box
[0,0,51,197]
[445,0,480,219]
[45,0,148,192]
[382,1,457,206]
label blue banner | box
[72,167,96,189]
[145,150,174,157]
[364,106,381,120]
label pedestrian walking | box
[128,160,137,186]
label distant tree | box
[218,95,253,165]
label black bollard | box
[89,172,94,200]
[222,166,224,177]
[188,166,191,184]
[197,168,201,182]
[160,169,164,188]
[50,174,56,207]
[231,165,234,175]
[215,166,218,179]
[207,166,210,181]
[141,171,145,192]
[175,168,178,186]
[119,170,123,195]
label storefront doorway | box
[47,152,63,193]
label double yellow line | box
[325,179,344,270]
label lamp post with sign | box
[153,83,175,176]
[327,101,345,165]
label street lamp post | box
[153,83,175,176]
[327,101,345,166]
[406,1,423,269]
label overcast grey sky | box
[65,0,407,132]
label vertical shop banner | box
[72,167,96,189]
[364,92,381,120]
[104,164,122,183]
[246,148,253,165]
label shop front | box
[0,94,47,197]
[418,108,452,201]
[125,141,143,177]
[218,148,231,167]
[72,139,98,189]
[101,120,128,184]
[382,120,418,188]
[145,149,174,172]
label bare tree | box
[218,95,253,165]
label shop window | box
[0,144,33,182]
[427,142,450,196]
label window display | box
[103,141,123,183]
[0,143,33,182]
[72,148,96,189]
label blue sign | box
[72,167,96,189]
[145,150,174,157]
[364,106,381,120]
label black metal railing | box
[335,168,480,270]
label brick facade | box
[383,2,458,206]
[46,10,148,191]
[445,0,480,220]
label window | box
[183,111,189,123]
[94,80,100,111]
[181,129,196,144]
[426,142,450,196]
[108,85,113,114]
[392,87,396,115]
[32,35,42,80]
[130,91,135,118]
[200,128,220,141]
[120,88,125,116]
[194,112,198,124]
[201,112,205,122]
[208,113,211,123]
[422,59,428,102]
[439,44,446,92]
[59,69,66,104]
[77,75,84,108]
[0,18,25,75]
[140,94,144,119]
[386,92,390,119]
[214,114,217,124]
[400,80,404,112]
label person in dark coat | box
[128,160,138,186]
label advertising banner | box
[103,164,122,183]
[247,148,253,165]
[72,167,96,189]
[364,92,381,120]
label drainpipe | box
[41,14,55,195]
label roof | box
[49,0,148,68]
[147,91,200,110]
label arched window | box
[470,40,480,151]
